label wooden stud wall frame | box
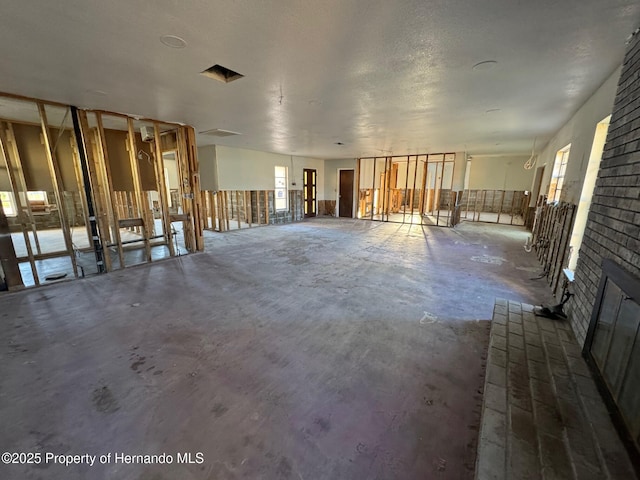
[0,91,205,290]
[356,153,456,226]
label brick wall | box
[570,31,640,345]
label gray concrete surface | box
[1,218,554,479]
[476,300,637,480]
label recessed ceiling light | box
[201,64,244,83]
[160,35,187,49]
[473,60,498,71]
[486,108,501,113]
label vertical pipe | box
[71,106,106,273]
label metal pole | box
[71,106,105,273]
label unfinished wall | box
[468,155,533,191]
[11,123,53,192]
[104,129,134,192]
[570,34,640,346]
[535,67,621,205]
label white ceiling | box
[0,0,638,159]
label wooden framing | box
[264,191,269,224]
[76,110,113,272]
[126,117,151,262]
[0,122,39,284]
[236,191,241,229]
[38,103,79,278]
[95,114,125,267]
[69,135,94,247]
[245,191,251,227]
[496,190,505,223]
[0,91,206,289]
[5,123,41,255]
[153,123,175,257]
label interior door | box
[303,168,316,218]
[339,170,354,217]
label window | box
[548,145,570,203]
[27,191,47,204]
[0,191,17,217]
[275,166,288,211]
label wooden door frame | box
[336,168,356,218]
[303,168,317,218]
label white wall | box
[536,67,620,204]
[197,145,218,191]
[467,155,534,190]
[214,145,325,199]
[324,158,356,200]
[452,151,467,191]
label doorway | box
[303,168,316,218]
[338,169,354,217]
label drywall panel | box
[216,145,325,199]
[468,155,534,190]
[198,145,218,191]
[536,67,620,204]
[452,151,467,191]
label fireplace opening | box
[584,259,640,471]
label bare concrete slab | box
[1,219,553,479]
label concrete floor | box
[0,218,554,480]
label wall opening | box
[568,116,611,271]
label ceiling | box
[0,1,638,159]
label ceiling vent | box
[200,64,244,83]
[199,128,241,137]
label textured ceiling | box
[0,0,638,159]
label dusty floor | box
[0,218,553,480]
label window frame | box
[0,191,17,217]
[548,145,570,203]
[274,165,288,211]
